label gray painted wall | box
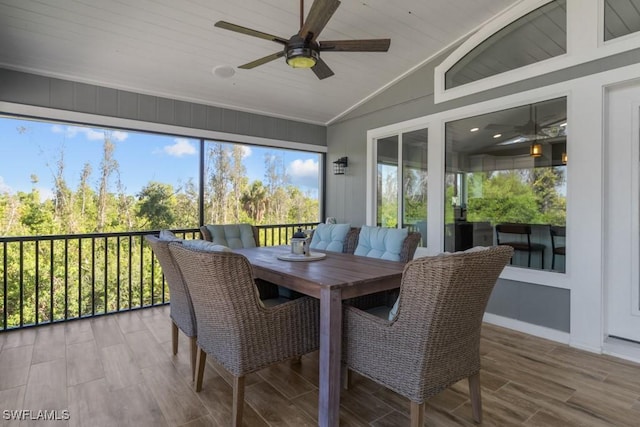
[326,45,640,333]
[488,280,570,332]
[0,68,327,147]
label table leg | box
[318,287,342,427]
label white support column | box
[568,79,605,352]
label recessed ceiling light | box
[212,65,235,79]
[560,122,567,127]
[493,133,502,138]
[470,127,479,132]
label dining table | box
[233,245,406,427]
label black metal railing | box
[255,222,319,247]
[0,222,318,331]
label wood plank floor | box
[1,305,639,426]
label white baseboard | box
[483,313,571,345]
[603,337,640,364]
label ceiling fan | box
[485,105,539,136]
[214,0,391,80]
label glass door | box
[373,128,428,246]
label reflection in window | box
[376,136,399,228]
[444,98,567,272]
[203,141,321,226]
[402,129,428,244]
[605,0,640,41]
[445,0,567,89]
[375,130,428,246]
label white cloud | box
[0,176,12,194]
[51,125,128,142]
[289,159,318,178]
[163,138,196,157]
[110,131,128,142]
[240,145,252,158]
[288,158,319,189]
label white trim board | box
[603,337,640,364]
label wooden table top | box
[234,245,405,299]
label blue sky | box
[0,117,320,199]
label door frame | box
[604,80,640,343]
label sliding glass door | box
[373,128,428,246]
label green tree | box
[532,167,566,225]
[174,178,199,228]
[97,132,119,232]
[230,145,248,222]
[206,142,231,223]
[466,170,542,225]
[264,152,289,224]
[137,182,177,229]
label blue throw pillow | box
[353,226,408,261]
[309,223,351,252]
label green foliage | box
[137,182,177,229]
[464,168,566,226]
[0,132,320,329]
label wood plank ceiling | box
[0,0,519,124]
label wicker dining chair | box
[200,223,279,299]
[168,243,319,426]
[342,245,513,426]
[344,227,422,309]
[144,235,198,380]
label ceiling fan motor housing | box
[286,35,319,68]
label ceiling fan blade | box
[319,39,391,52]
[311,57,334,79]
[299,0,341,42]
[238,51,285,69]
[215,21,288,45]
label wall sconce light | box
[333,157,348,175]
[530,142,543,158]
[562,152,567,165]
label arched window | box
[445,0,567,89]
[605,0,640,41]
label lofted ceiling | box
[0,0,519,125]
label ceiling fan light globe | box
[286,47,319,69]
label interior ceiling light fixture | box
[493,133,502,138]
[530,142,543,157]
[470,127,479,132]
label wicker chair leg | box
[468,372,482,423]
[171,320,178,355]
[195,347,207,392]
[189,337,197,382]
[232,375,245,427]
[410,401,424,427]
